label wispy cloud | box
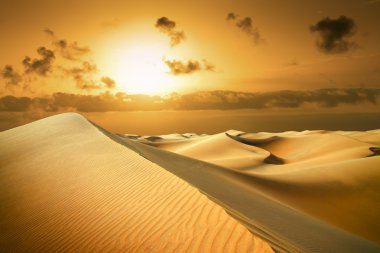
[1,65,22,87]
[44,29,90,61]
[226,12,262,44]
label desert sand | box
[0,113,272,252]
[1,113,380,252]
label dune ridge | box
[0,113,272,253]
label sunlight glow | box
[113,43,176,95]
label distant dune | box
[1,113,380,252]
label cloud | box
[1,31,116,94]
[226,12,237,21]
[44,28,55,37]
[52,92,126,112]
[61,62,116,90]
[227,13,262,44]
[1,44,55,91]
[1,88,379,114]
[75,81,102,90]
[64,61,98,75]
[22,47,55,76]
[1,65,22,86]
[164,60,201,75]
[203,60,216,71]
[44,29,90,60]
[0,96,31,112]
[163,59,215,75]
[310,16,357,54]
[0,92,165,113]
[62,61,103,90]
[101,76,116,89]
[155,17,185,46]
[168,89,380,110]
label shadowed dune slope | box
[0,113,272,253]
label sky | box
[1,0,380,132]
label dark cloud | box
[44,29,90,60]
[22,47,55,76]
[164,60,201,75]
[155,17,185,46]
[1,31,115,94]
[227,13,262,44]
[164,59,215,75]
[310,16,357,54]
[156,17,176,29]
[101,76,116,89]
[226,12,237,21]
[1,65,22,86]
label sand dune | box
[0,113,272,252]
[1,113,380,252]
[124,127,380,251]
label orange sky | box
[1,0,380,96]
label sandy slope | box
[125,128,380,251]
[0,113,272,253]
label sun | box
[112,43,176,95]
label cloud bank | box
[1,88,379,113]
